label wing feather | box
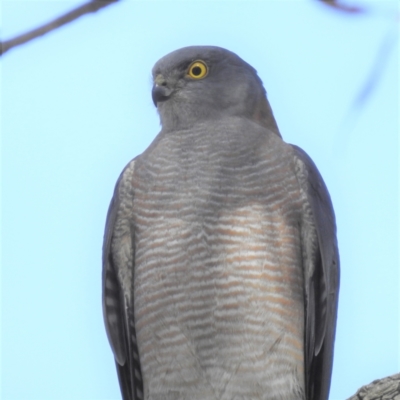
[102,159,143,400]
[102,175,127,365]
[292,145,340,400]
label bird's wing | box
[102,159,143,400]
[292,145,340,400]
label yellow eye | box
[187,60,208,79]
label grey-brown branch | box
[0,0,119,56]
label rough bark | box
[347,373,400,400]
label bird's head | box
[151,46,280,135]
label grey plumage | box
[102,46,339,400]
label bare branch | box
[317,0,366,14]
[347,373,400,400]
[353,27,398,107]
[332,22,398,154]
[0,0,119,56]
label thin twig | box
[0,0,119,56]
[333,25,398,155]
[353,27,397,106]
[317,0,366,14]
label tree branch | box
[0,0,119,56]
[317,0,366,14]
[347,373,400,400]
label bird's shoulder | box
[115,158,137,202]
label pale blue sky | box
[1,1,399,399]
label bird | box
[102,45,340,400]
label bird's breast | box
[132,121,306,399]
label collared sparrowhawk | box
[102,46,340,400]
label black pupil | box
[192,66,202,76]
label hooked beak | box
[152,74,173,107]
